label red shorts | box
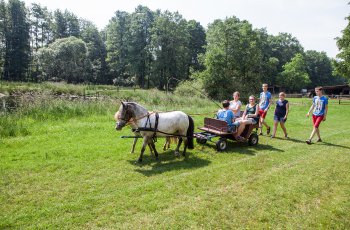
[258,109,268,119]
[312,115,324,128]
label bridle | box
[117,105,154,126]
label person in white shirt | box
[229,91,242,118]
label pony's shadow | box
[130,151,211,177]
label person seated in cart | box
[234,95,260,141]
[216,100,236,132]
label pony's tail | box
[187,115,194,149]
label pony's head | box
[115,102,133,130]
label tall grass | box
[0,82,217,138]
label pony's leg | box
[182,137,188,157]
[131,137,138,153]
[148,140,154,155]
[163,137,170,151]
[174,138,183,157]
[150,141,159,160]
[138,137,149,163]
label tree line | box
[0,0,348,98]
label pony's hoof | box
[174,151,180,158]
[136,158,142,163]
[155,157,159,161]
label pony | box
[115,102,194,162]
[114,111,178,154]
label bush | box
[174,77,205,98]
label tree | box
[0,0,7,77]
[150,11,190,89]
[3,0,30,81]
[203,17,263,100]
[278,53,310,92]
[37,36,91,83]
[268,33,304,73]
[128,6,154,88]
[186,20,206,72]
[304,50,341,87]
[29,3,53,81]
[80,19,108,84]
[53,9,67,39]
[334,15,350,79]
[106,11,131,85]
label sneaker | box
[306,139,312,145]
[236,136,245,142]
[284,134,289,139]
[270,135,275,138]
[267,127,271,135]
[317,138,322,142]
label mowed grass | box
[1,98,350,229]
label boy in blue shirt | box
[306,86,328,144]
[217,100,235,132]
[258,83,272,135]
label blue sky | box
[23,0,349,58]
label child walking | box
[306,86,328,144]
[258,83,272,135]
[271,92,289,138]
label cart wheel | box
[196,137,207,144]
[216,138,227,151]
[248,133,259,146]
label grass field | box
[1,93,350,229]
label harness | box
[141,112,159,142]
[119,109,188,140]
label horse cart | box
[194,118,259,151]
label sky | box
[22,0,349,58]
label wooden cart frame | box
[194,117,259,151]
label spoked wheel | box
[248,133,259,146]
[196,137,207,144]
[216,138,227,151]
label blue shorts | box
[274,115,287,123]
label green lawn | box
[1,98,350,229]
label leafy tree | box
[29,3,53,81]
[268,33,304,73]
[186,20,206,72]
[37,36,91,83]
[334,15,350,79]
[304,50,343,87]
[0,0,7,77]
[204,17,263,100]
[53,9,67,39]
[3,0,30,81]
[128,6,154,88]
[106,11,131,85]
[80,19,108,84]
[278,53,310,92]
[255,29,279,85]
[150,11,190,89]
[65,10,80,37]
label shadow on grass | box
[265,136,306,144]
[319,141,350,150]
[204,140,284,155]
[130,151,211,176]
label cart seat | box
[198,118,234,135]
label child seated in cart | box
[234,95,260,141]
[216,100,236,132]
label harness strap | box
[153,113,159,142]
